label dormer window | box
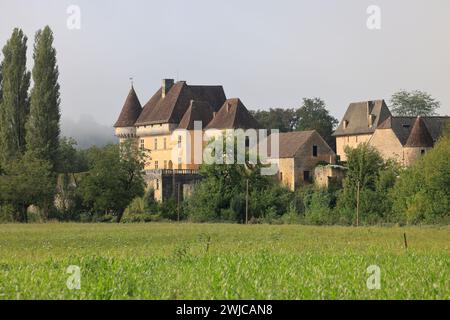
[343,120,349,129]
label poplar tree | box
[0,28,31,163]
[26,26,61,169]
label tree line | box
[0,27,145,223]
[0,26,447,224]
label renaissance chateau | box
[114,79,448,201]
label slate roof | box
[405,117,435,147]
[258,130,335,158]
[135,81,226,126]
[206,98,260,130]
[113,86,142,127]
[178,100,215,130]
[333,100,391,136]
[377,116,449,146]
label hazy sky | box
[1,0,449,126]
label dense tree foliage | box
[0,28,31,163]
[0,152,54,222]
[390,90,440,116]
[26,26,61,170]
[336,143,400,224]
[295,98,338,149]
[250,98,338,150]
[390,137,450,224]
[78,141,146,222]
[250,108,297,132]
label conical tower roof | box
[405,117,434,147]
[114,86,142,127]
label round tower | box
[403,116,433,166]
[114,85,142,143]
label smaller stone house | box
[260,131,337,191]
[369,116,448,166]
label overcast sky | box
[1,0,449,127]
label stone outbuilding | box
[259,130,337,191]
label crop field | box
[0,223,448,299]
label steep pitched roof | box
[377,116,417,145]
[377,116,449,146]
[258,130,334,158]
[333,100,391,136]
[135,81,226,126]
[178,100,214,130]
[206,98,260,130]
[404,117,434,147]
[114,86,142,127]
[421,117,450,141]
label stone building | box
[258,131,337,191]
[369,116,448,166]
[333,100,448,165]
[333,100,391,161]
[114,79,260,201]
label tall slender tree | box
[0,28,31,163]
[26,26,61,169]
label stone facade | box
[262,131,337,191]
[336,133,372,161]
[314,165,347,189]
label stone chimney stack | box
[162,79,174,98]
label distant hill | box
[61,115,117,149]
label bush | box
[391,137,450,224]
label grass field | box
[0,223,448,299]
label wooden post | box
[177,183,180,222]
[403,232,408,250]
[245,179,249,224]
[356,180,360,227]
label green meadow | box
[0,223,448,299]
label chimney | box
[226,103,231,112]
[162,79,174,98]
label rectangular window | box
[163,138,167,149]
[178,135,182,148]
[355,136,358,143]
[312,145,318,157]
[154,138,158,150]
[140,139,144,151]
[303,171,311,182]
[156,179,159,190]
[155,161,158,169]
